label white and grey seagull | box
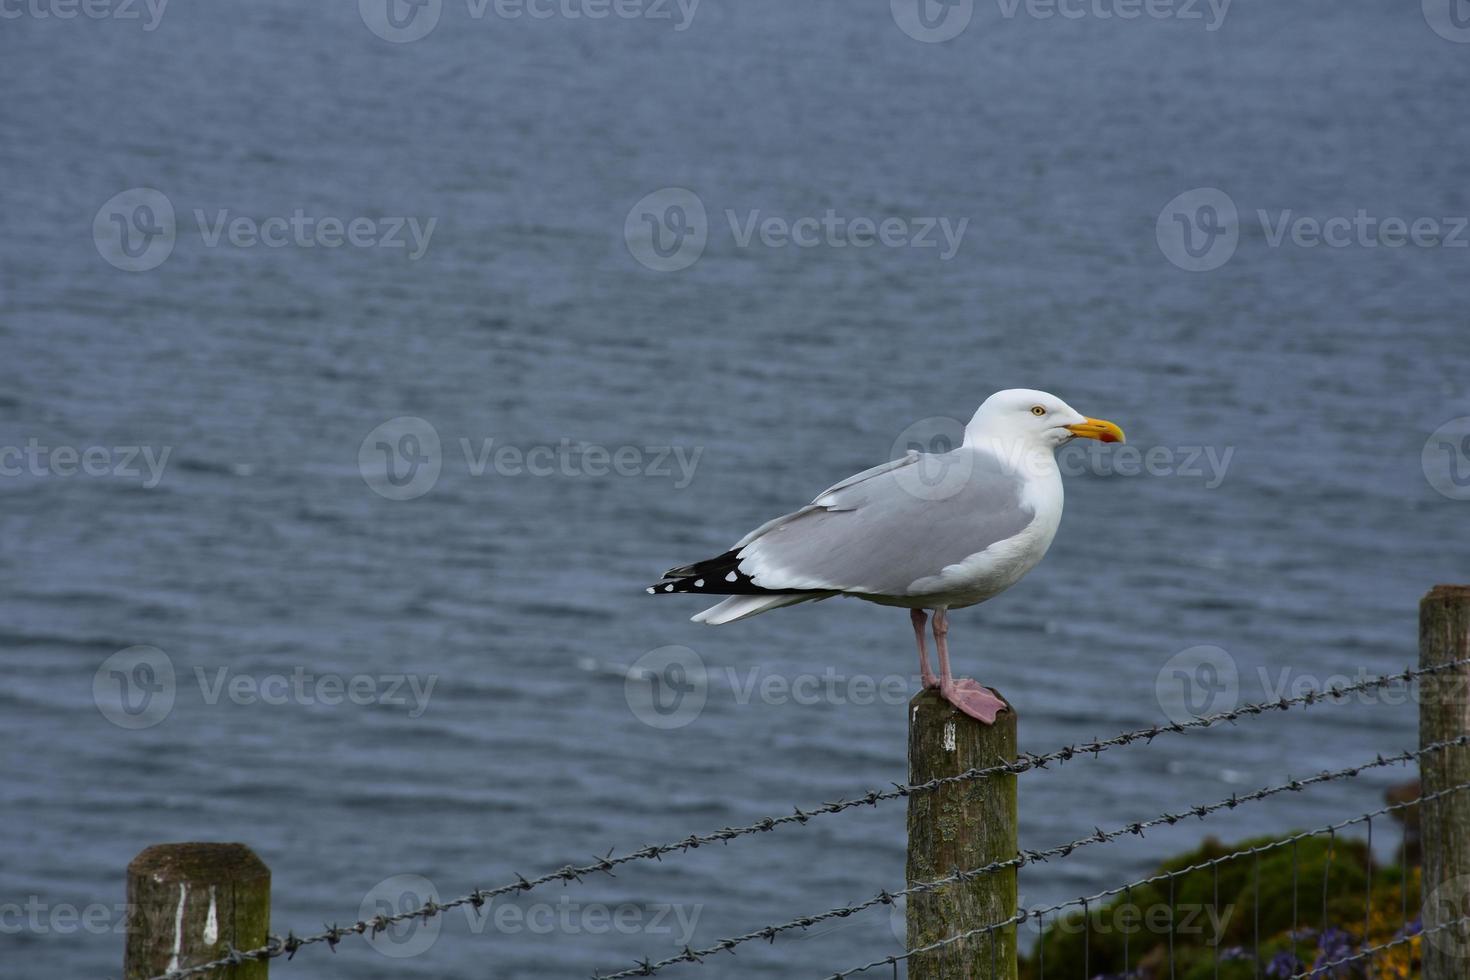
[648,389,1124,724]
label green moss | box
[1020,833,1417,980]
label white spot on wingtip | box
[663,584,674,592]
[646,587,655,594]
[725,571,737,582]
[942,720,957,751]
[695,579,704,588]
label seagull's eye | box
[1030,406,1046,416]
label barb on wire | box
[595,737,1470,979]
[826,780,1470,979]
[143,656,1469,980]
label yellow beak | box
[1065,417,1126,444]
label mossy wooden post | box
[124,843,270,980]
[1420,585,1470,980]
[906,688,1018,979]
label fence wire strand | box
[140,657,1470,980]
[826,779,1470,979]
[1288,914,1470,978]
[596,739,1469,979]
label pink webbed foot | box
[939,678,1008,725]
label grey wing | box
[734,449,1035,595]
[732,452,921,549]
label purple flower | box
[1308,926,1361,978]
[1266,950,1304,978]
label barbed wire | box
[826,779,1470,978]
[142,656,1469,980]
[594,737,1470,979]
[1289,915,1470,979]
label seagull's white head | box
[965,388,1125,451]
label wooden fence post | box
[124,843,271,980]
[1420,585,1470,980]
[907,687,1019,979]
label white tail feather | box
[690,593,830,625]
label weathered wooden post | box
[125,843,271,980]
[906,688,1019,979]
[1420,585,1470,980]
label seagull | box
[648,389,1124,724]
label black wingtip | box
[648,550,789,596]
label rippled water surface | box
[3,2,1469,977]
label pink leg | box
[933,608,1008,725]
[911,609,938,689]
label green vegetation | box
[1019,834,1422,979]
